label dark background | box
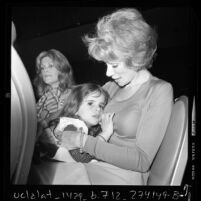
[3,2,199,191]
[11,5,198,100]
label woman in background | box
[34,49,74,124]
[33,49,74,161]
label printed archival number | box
[11,184,192,201]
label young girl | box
[41,83,114,163]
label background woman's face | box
[105,61,137,87]
[40,56,60,88]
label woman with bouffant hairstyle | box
[61,8,173,185]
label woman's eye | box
[99,104,104,109]
[87,102,93,106]
[40,65,45,70]
[41,64,54,70]
[112,64,118,68]
[106,63,119,68]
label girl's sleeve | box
[83,83,173,172]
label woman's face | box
[76,92,105,127]
[105,61,137,87]
[40,56,60,88]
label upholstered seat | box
[11,46,37,184]
[147,96,188,185]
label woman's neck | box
[50,81,60,90]
[50,85,60,93]
[113,69,150,101]
[125,69,150,89]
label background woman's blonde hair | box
[34,49,74,97]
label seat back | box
[147,96,188,185]
[11,46,37,184]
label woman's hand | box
[99,112,115,141]
[54,129,63,145]
[61,131,82,150]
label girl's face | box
[40,56,60,88]
[105,61,137,87]
[76,92,106,127]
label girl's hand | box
[100,112,115,141]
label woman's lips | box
[44,74,51,78]
[114,77,121,82]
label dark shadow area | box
[12,6,197,102]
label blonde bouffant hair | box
[83,8,158,71]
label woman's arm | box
[37,122,76,162]
[83,83,173,172]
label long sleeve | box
[83,81,173,172]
